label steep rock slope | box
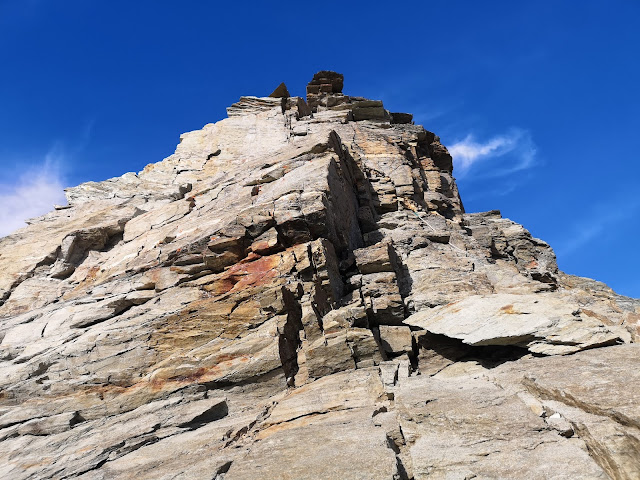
[1,71,639,479]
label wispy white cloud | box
[449,128,536,177]
[0,149,67,238]
[0,120,94,238]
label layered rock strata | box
[1,72,639,479]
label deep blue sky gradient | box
[1,1,639,296]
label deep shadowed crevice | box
[415,331,530,370]
[213,460,233,480]
[278,287,304,386]
[388,244,413,312]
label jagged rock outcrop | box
[1,72,639,479]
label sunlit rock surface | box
[1,72,639,479]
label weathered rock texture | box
[1,72,639,479]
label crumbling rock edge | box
[1,71,639,479]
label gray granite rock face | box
[1,71,639,479]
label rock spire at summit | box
[0,71,639,479]
[306,70,344,109]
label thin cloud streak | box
[450,135,512,170]
[0,150,67,238]
[0,121,93,238]
[554,198,640,259]
[449,129,537,178]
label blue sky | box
[1,1,639,297]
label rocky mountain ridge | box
[1,71,639,479]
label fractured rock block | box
[273,191,332,245]
[305,333,355,379]
[546,412,574,438]
[378,325,413,356]
[379,361,399,391]
[389,164,413,189]
[373,193,398,213]
[429,139,453,172]
[291,243,313,278]
[425,231,450,243]
[390,112,413,124]
[300,302,323,343]
[226,96,283,116]
[354,242,395,274]
[322,307,367,333]
[304,325,383,379]
[360,272,398,298]
[352,106,388,121]
[236,207,276,238]
[309,239,344,303]
[348,327,383,368]
[367,293,405,325]
[203,250,242,273]
[250,227,281,255]
[306,71,344,110]
[357,270,405,326]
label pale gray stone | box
[0,71,637,479]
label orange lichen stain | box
[17,381,149,416]
[202,251,279,296]
[526,260,539,269]
[10,360,243,421]
[443,301,461,314]
[499,304,520,315]
[149,368,210,392]
[80,265,100,283]
[581,309,613,325]
[233,270,278,292]
[626,312,640,325]
[62,266,103,301]
[219,254,281,292]
[164,367,210,386]
[149,354,250,392]
[82,383,130,399]
[20,457,55,469]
